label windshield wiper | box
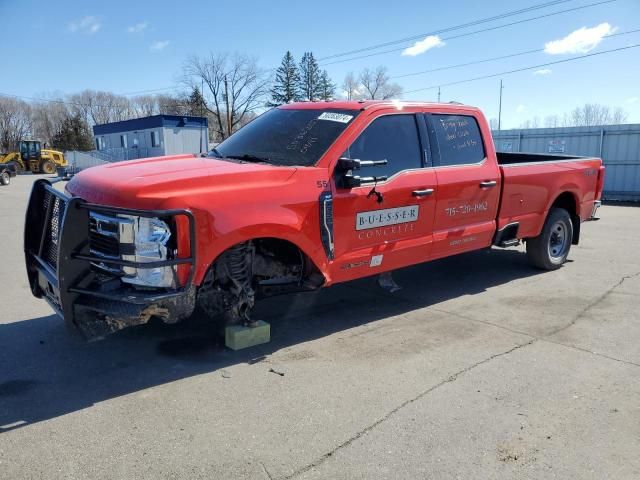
[224,153,271,164]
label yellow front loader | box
[0,140,67,174]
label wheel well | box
[252,238,325,288]
[550,192,580,244]
[196,238,326,323]
[205,238,325,293]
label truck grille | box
[42,189,68,268]
[87,212,135,276]
[89,216,120,258]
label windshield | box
[210,108,359,167]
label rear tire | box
[526,207,573,270]
[0,171,9,186]
[41,161,56,175]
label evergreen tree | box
[51,114,94,151]
[269,51,300,106]
[298,52,322,101]
[319,70,336,101]
[187,86,207,116]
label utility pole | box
[200,77,204,153]
[437,86,441,102]
[498,79,504,131]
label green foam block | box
[225,321,270,350]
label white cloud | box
[534,69,552,75]
[69,16,101,34]
[544,23,617,55]
[127,21,148,33]
[150,40,170,52]
[401,35,445,57]
[627,97,639,104]
[516,104,526,113]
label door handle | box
[479,180,497,188]
[412,188,434,197]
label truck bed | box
[497,152,585,165]
[496,153,603,239]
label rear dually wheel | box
[526,207,573,270]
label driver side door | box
[329,111,437,283]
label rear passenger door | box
[426,113,501,259]
[330,112,437,281]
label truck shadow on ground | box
[0,248,542,432]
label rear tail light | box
[596,165,605,200]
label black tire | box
[41,161,56,175]
[526,207,573,270]
[0,171,9,186]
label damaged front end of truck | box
[24,179,197,340]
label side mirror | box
[343,174,388,188]
[337,157,387,171]
[337,157,388,188]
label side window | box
[430,114,485,166]
[151,131,160,147]
[343,114,422,179]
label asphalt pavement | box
[1,174,639,479]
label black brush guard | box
[24,179,197,340]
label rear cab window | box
[428,114,485,167]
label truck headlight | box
[122,217,176,288]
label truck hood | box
[66,154,298,208]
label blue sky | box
[1,0,639,128]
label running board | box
[493,222,520,248]
[499,239,520,247]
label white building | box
[92,115,209,160]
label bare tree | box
[31,99,69,146]
[66,91,93,127]
[567,103,629,127]
[612,107,629,124]
[130,95,158,118]
[519,117,540,129]
[358,66,403,100]
[156,94,190,116]
[544,115,561,128]
[521,104,630,129]
[184,53,268,141]
[342,72,359,100]
[66,90,135,126]
[0,97,33,151]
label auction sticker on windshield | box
[318,112,353,123]
[356,205,419,231]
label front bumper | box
[24,180,197,340]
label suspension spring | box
[227,242,252,288]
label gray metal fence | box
[64,151,110,171]
[493,124,640,201]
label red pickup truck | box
[25,101,604,340]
